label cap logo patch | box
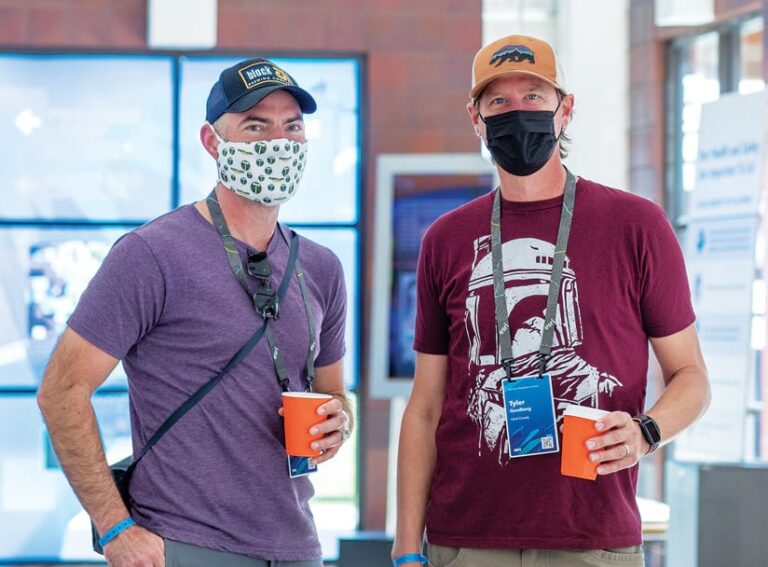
[490,45,535,66]
[238,62,294,90]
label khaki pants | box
[429,543,645,567]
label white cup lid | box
[563,404,610,420]
[281,392,333,399]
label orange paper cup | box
[282,392,333,457]
[560,405,610,480]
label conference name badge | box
[288,455,318,478]
[501,374,560,458]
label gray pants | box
[164,539,323,567]
[428,543,645,567]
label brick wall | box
[0,0,484,530]
[628,0,666,204]
[0,0,146,47]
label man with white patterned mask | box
[201,59,311,209]
[39,58,351,567]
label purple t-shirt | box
[68,204,346,560]
[414,178,695,550]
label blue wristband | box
[98,517,135,548]
[393,553,428,566]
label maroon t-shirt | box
[414,177,694,550]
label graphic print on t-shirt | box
[465,236,623,464]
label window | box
[668,17,765,221]
[0,55,174,221]
[482,0,558,46]
[0,52,361,561]
[739,18,765,95]
[669,31,720,220]
[0,227,132,389]
[178,57,360,224]
[667,16,765,463]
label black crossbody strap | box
[122,231,300,481]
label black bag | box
[89,232,299,554]
[91,456,132,554]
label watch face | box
[641,416,662,444]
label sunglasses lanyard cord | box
[206,190,316,392]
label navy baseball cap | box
[205,58,317,123]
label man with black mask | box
[392,34,710,567]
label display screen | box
[0,394,130,559]
[388,174,493,378]
[0,227,129,388]
[0,55,174,221]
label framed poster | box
[369,154,496,398]
[674,216,759,462]
[688,90,765,220]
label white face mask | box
[209,124,308,207]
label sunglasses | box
[247,250,279,319]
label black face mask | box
[480,102,563,177]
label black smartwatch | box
[633,415,662,454]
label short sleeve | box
[413,224,450,354]
[67,232,166,359]
[315,252,347,367]
[639,206,696,337]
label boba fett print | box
[464,235,623,465]
[213,133,307,207]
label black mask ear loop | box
[474,100,488,144]
[553,92,566,140]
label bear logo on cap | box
[490,45,536,66]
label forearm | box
[590,328,710,473]
[392,405,438,557]
[38,384,129,534]
[646,367,711,449]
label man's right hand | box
[104,525,164,567]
